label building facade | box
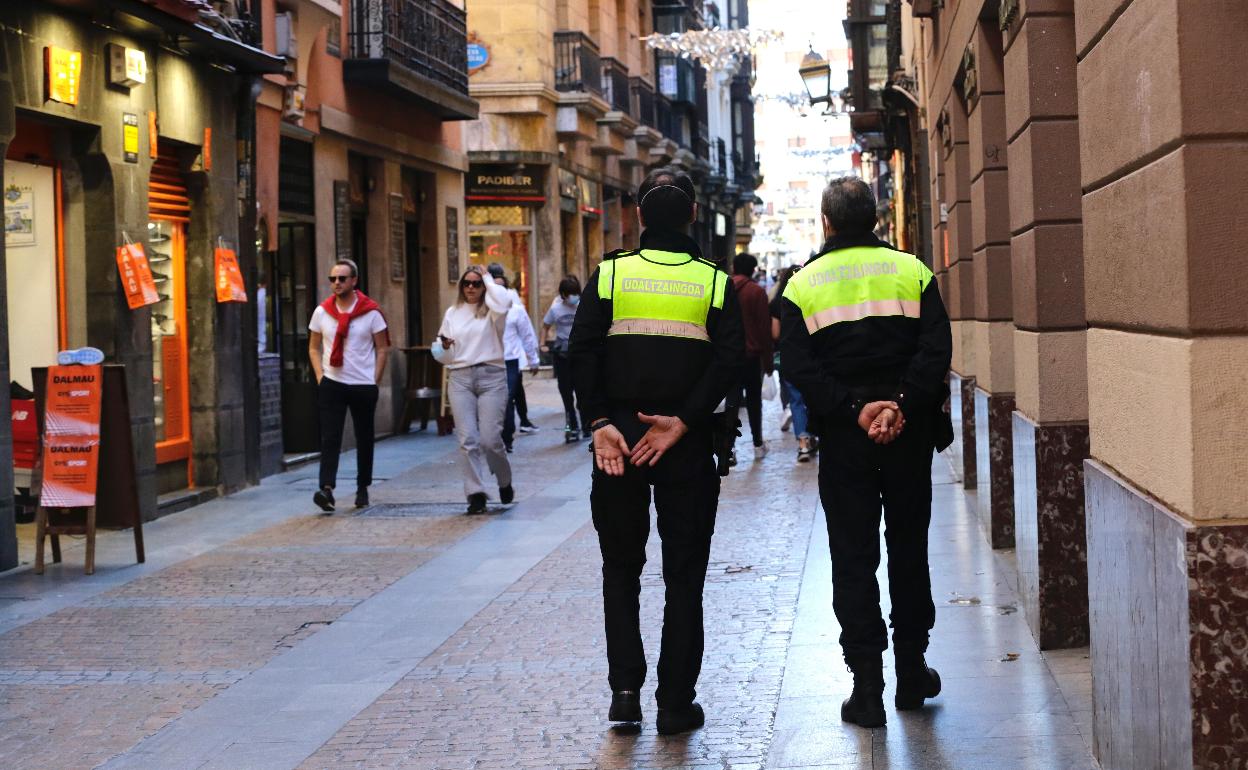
[0,0,282,569]
[251,0,476,474]
[462,0,758,321]
[844,1,1248,766]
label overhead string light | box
[641,28,784,74]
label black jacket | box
[778,233,954,448]
[569,229,745,427]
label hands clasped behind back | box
[858,400,905,445]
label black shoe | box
[354,487,369,508]
[582,429,593,440]
[564,428,579,444]
[656,702,705,736]
[466,492,488,515]
[894,652,942,710]
[313,486,335,513]
[499,485,514,505]
[841,656,886,728]
[608,690,642,722]
[505,444,514,454]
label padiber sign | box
[39,364,103,508]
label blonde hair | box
[456,269,489,318]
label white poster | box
[4,181,35,246]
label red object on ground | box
[11,398,37,469]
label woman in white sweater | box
[433,265,514,514]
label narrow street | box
[0,380,1095,769]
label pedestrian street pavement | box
[0,379,1098,769]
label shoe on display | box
[780,407,793,432]
[354,487,369,509]
[499,485,515,505]
[57,347,105,366]
[656,703,705,736]
[313,486,335,513]
[518,424,539,434]
[466,492,488,515]
[608,691,642,723]
[754,442,768,461]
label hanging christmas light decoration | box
[642,28,784,73]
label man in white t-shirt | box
[308,258,389,512]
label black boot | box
[607,690,641,722]
[841,655,886,728]
[894,650,941,710]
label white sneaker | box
[780,408,793,432]
[754,442,768,461]
[518,424,539,434]
[57,347,105,366]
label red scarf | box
[321,291,387,367]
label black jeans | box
[818,418,936,660]
[552,351,586,431]
[317,377,379,491]
[591,407,719,708]
[726,357,764,446]
[501,359,530,447]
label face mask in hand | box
[567,294,581,307]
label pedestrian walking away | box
[433,265,515,515]
[725,252,773,462]
[769,266,817,463]
[569,166,744,736]
[779,177,954,729]
[493,274,541,453]
[543,275,589,444]
[307,258,390,513]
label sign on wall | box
[44,46,82,105]
[446,206,460,284]
[466,163,546,205]
[334,181,351,261]
[389,193,405,281]
[122,113,140,163]
[466,35,490,74]
[4,182,35,247]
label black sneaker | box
[608,691,642,722]
[582,429,593,441]
[656,702,705,735]
[564,428,579,444]
[499,485,514,505]
[505,444,514,454]
[313,486,335,513]
[466,492,488,515]
[354,487,369,509]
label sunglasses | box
[461,279,484,288]
[328,275,352,283]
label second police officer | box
[568,167,744,736]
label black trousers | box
[552,351,586,431]
[725,357,764,446]
[317,377,379,491]
[591,408,719,708]
[818,418,936,660]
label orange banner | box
[116,242,160,309]
[215,246,248,303]
[39,365,103,508]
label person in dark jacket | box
[779,177,953,729]
[725,252,773,462]
[569,166,744,736]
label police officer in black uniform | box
[569,167,744,735]
[778,177,953,728]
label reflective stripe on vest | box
[599,250,727,341]
[782,246,933,334]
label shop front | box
[465,162,546,310]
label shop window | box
[468,204,533,307]
[467,205,530,227]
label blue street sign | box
[467,42,489,73]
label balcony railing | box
[656,94,678,143]
[555,31,602,95]
[716,139,728,179]
[656,52,697,107]
[601,58,631,114]
[348,0,469,96]
[631,77,656,128]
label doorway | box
[404,220,422,346]
[350,216,369,294]
[276,222,319,454]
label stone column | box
[967,20,1015,549]
[942,92,977,490]
[1077,1,1248,767]
[1002,2,1089,650]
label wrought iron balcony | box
[555,31,603,96]
[344,0,478,121]
[631,77,656,129]
[656,52,697,108]
[716,139,728,180]
[655,94,679,144]
[601,58,631,114]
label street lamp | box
[798,46,832,108]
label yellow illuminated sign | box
[45,46,82,105]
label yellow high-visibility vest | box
[783,246,932,334]
[598,249,728,342]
